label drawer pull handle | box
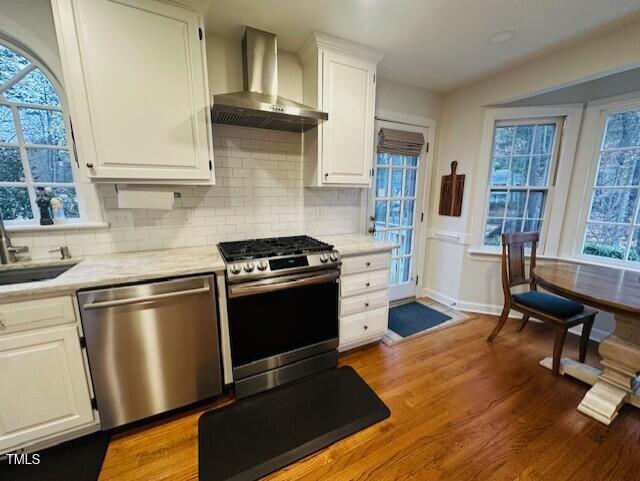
[364,325,368,330]
[0,319,5,330]
[364,302,369,307]
[365,282,370,287]
[366,262,371,267]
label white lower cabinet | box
[0,305,94,453]
[339,251,391,350]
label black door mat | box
[0,430,110,481]
[198,366,390,481]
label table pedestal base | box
[541,320,640,426]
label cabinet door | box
[52,0,213,181]
[321,50,376,185]
[0,326,94,452]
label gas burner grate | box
[218,235,334,262]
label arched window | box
[0,40,80,224]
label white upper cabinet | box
[51,0,214,183]
[298,33,382,187]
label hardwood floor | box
[99,315,640,481]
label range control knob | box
[230,264,242,274]
[329,252,339,262]
[319,253,329,263]
[244,262,255,272]
[257,260,268,271]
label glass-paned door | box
[368,121,428,301]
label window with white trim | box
[483,118,563,246]
[582,108,640,263]
[0,41,80,224]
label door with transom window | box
[367,120,428,301]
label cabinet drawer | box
[341,252,391,275]
[340,289,389,317]
[340,307,388,345]
[0,296,76,334]
[340,269,389,297]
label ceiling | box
[204,0,640,92]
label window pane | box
[391,169,403,196]
[490,156,509,185]
[603,110,640,149]
[629,229,640,263]
[510,156,529,186]
[526,190,547,218]
[0,105,17,143]
[532,124,556,155]
[529,155,550,186]
[493,126,514,155]
[386,229,399,245]
[583,223,629,259]
[589,188,637,223]
[0,147,24,181]
[406,155,418,167]
[388,200,401,227]
[18,108,67,145]
[391,154,403,166]
[507,191,526,217]
[524,219,542,232]
[0,186,32,220]
[390,258,398,285]
[504,218,524,233]
[50,186,79,218]
[596,149,640,186]
[4,68,61,107]
[484,218,503,245]
[374,230,385,242]
[513,125,534,154]
[404,169,416,196]
[377,152,389,165]
[0,45,30,84]
[401,200,414,226]
[374,200,387,226]
[27,148,73,183]
[398,257,411,283]
[376,167,388,197]
[488,190,506,217]
[399,229,412,256]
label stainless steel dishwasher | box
[77,274,222,430]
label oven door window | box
[227,280,338,367]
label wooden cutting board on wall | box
[439,161,465,217]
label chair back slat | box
[501,231,539,289]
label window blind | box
[377,128,425,156]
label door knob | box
[369,215,375,222]
[367,226,376,234]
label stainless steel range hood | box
[212,27,327,132]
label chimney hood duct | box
[212,27,327,132]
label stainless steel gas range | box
[218,235,340,398]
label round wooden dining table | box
[534,261,640,425]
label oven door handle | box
[228,270,340,298]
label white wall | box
[376,77,442,121]
[423,16,640,336]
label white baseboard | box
[421,287,611,342]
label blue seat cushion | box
[512,291,584,319]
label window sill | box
[467,246,640,273]
[5,222,111,233]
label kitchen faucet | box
[0,211,29,264]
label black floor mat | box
[0,430,110,481]
[198,366,390,481]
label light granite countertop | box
[0,233,394,301]
[319,233,395,257]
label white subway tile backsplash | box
[18,125,362,260]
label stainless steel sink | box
[0,264,75,286]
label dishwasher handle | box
[82,285,211,310]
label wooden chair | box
[487,232,597,375]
